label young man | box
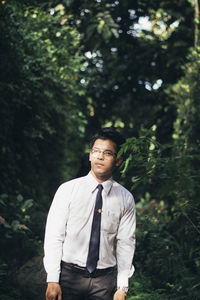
[44,127,136,300]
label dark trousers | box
[60,261,116,300]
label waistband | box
[61,261,115,278]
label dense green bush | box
[0,193,41,300]
[120,132,200,299]
[0,1,87,202]
[0,193,40,270]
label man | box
[44,127,136,300]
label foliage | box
[0,192,45,300]
[0,193,40,270]
[0,1,87,202]
[65,0,120,48]
[63,0,194,145]
[0,3,88,297]
[130,196,200,299]
[120,103,200,298]
[118,127,160,191]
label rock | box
[16,254,47,300]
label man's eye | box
[104,151,113,156]
[93,149,99,153]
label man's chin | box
[93,170,111,181]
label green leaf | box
[17,194,23,202]
[21,199,34,212]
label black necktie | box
[86,184,103,273]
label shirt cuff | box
[117,265,135,287]
[46,273,60,283]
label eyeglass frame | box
[90,148,117,159]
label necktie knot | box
[97,184,103,191]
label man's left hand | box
[113,289,126,300]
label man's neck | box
[90,170,111,183]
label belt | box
[61,261,115,278]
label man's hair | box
[90,127,125,153]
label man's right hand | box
[46,282,62,300]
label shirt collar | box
[86,171,113,195]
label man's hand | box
[113,289,126,300]
[46,282,62,300]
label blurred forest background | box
[0,0,200,299]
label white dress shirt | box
[43,172,136,287]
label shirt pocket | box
[102,210,120,234]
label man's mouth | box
[95,162,104,167]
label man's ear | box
[115,156,123,167]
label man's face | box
[89,138,122,182]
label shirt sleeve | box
[116,194,136,287]
[43,183,71,282]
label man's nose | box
[97,151,104,159]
